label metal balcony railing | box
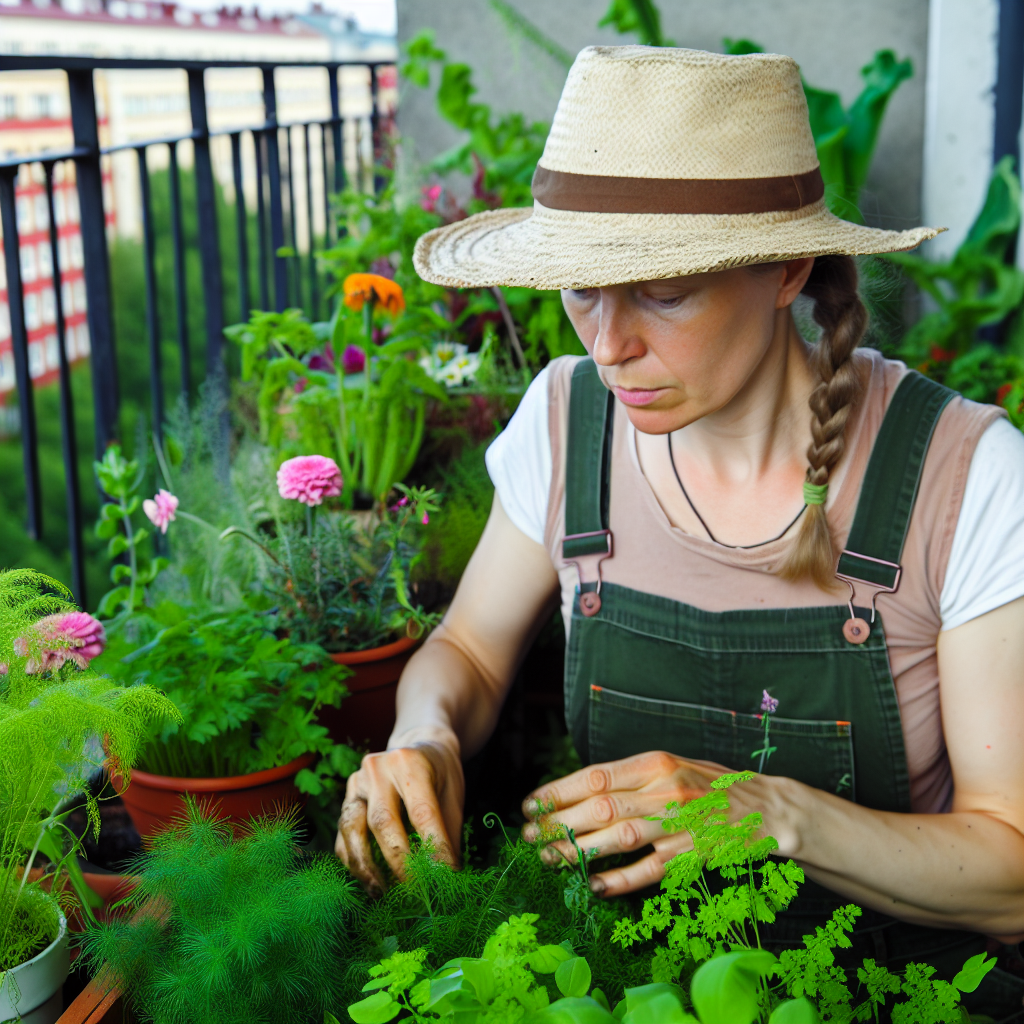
[0,54,393,606]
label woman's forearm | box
[763,776,1024,936]
[388,622,513,759]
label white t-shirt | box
[487,364,1024,632]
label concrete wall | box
[397,0,931,231]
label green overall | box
[561,358,1024,1019]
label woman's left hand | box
[521,751,767,897]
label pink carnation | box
[276,455,343,507]
[142,489,178,534]
[15,611,106,674]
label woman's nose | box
[591,292,645,367]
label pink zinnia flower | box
[276,455,343,507]
[142,489,178,534]
[760,690,779,715]
[342,345,366,375]
[15,611,106,674]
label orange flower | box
[343,273,405,316]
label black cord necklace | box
[666,433,807,550]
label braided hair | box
[778,255,867,589]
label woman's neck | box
[672,307,815,482]
[635,308,820,547]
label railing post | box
[188,68,225,379]
[68,68,119,459]
[328,64,344,195]
[370,63,383,194]
[0,166,42,541]
[262,67,288,312]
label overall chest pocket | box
[588,685,856,802]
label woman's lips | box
[612,386,670,407]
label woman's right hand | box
[335,733,465,895]
[333,493,560,894]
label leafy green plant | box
[599,0,673,47]
[81,800,360,1024]
[885,156,1024,367]
[91,604,358,799]
[93,444,169,618]
[0,569,176,976]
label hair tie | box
[803,481,829,506]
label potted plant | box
[94,605,359,839]
[0,569,175,1024]
[220,455,441,752]
[79,800,359,1024]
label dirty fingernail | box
[523,798,541,818]
[540,845,559,865]
[522,822,540,842]
[589,876,606,896]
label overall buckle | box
[834,550,902,645]
[562,529,612,617]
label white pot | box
[0,916,70,1024]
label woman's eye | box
[651,293,684,308]
[569,288,594,299]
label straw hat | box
[413,45,940,290]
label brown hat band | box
[532,164,824,215]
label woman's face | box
[560,259,814,435]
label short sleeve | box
[940,417,1024,630]
[484,365,553,545]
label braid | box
[778,255,867,589]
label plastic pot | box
[322,635,419,752]
[114,753,315,839]
[0,916,70,1024]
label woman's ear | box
[775,257,816,309]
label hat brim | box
[413,198,942,290]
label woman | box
[336,46,1024,1012]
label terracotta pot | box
[114,754,315,839]
[1,916,69,1024]
[323,635,419,752]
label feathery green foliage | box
[0,569,177,973]
[81,799,360,1024]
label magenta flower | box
[294,376,309,395]
[142,489,178,534]
[760,690,779,715]
[342,345,366,375]
[420,184,442,212]
[421,512,429,525]
[15,611,106,674]
[276,455,343,507]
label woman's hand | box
[521,751,779,897]
[335,737,465,895]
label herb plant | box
[81,799,360,1024]
[91,605,359,798]
[0,569,176,975]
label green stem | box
[176,510,219,532]
[123,496,137,610]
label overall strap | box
[563,358,616,613]
[836,371,955,593]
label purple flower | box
[142,489,178,534]
[760,690,779,715]
[276,455,343,507]
[342,345,366,375]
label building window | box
[16,195,32,235]
[73,278,86,310]
[44,333,59,369]
[20,246,37,283]
[0,95,16,120]
[70,235,83,268]
[37,242,53,279]
[34,193,48,232]
[0,302,9,341]
[32,95,54,120]
[28,340,44,379]
[42,287,56,325]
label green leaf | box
[621,983,695,1024]
[347,991,401,1024]
[531,996,619,1023]
[556,957,592,999]
[951,953,996,994]
[95,516,119,540]
[134,527,150,547]
[325,1014,342,1024]
[529,944,574,973]
[769,997,820,1023]
[461,959,495,1003]
[690,950,778,1024]
[111,564,133,584]
[96,586,130,617]
[107,534,129,558]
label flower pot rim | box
[329,634,419,665]
[123,752,316,793]
[6,914,67,976]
